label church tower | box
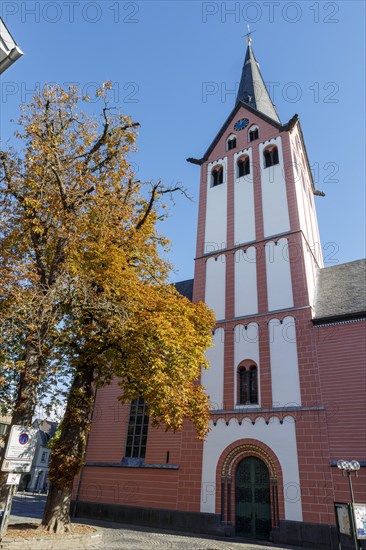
[188,35,325,539]
[73,33,366,549]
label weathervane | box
[243,24,255,45]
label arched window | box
[212,165,224,187]
[248,126,259,142]
[237,155,250,178]
[263,145,279,168]
[227,135,237,151]
[238,364,258,405]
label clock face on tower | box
[234,118,249,131]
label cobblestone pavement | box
[10,494,304,550]
[77,519,304,550]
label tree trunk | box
[9,336,43,425]
[0,334,45,531]
[40,483,73,534]
[41,363,95,533]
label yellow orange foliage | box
[0,83,215,438]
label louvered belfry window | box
[264,146,279,168]
[237,156,250,177]
[249,128,259,142]
[239,365,258,405]
[227,136,237,150]
[212,165,224,187]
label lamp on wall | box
[337,460,360,473]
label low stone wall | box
[72,500,225,536]
[272,519,366,550]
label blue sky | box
[1,0,365,282]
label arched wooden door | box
[235,456,271,539]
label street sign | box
[6,473,21,485]
[1,459,32,472]
[5,425,37,461]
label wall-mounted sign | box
[354,503,366,540]
[334,502,352,536]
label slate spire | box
[236,41,280,123]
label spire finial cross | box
[243,24,255,45]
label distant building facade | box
[0,416,12,450]
[72,39,366,549]
[19,419,57,493]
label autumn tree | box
[0,84,140,522]
[0,83,125,510]
[0,84,215,534]
[0,83,138,425]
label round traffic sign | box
[18,433,29,445]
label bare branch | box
[135,183,190,231]
[135,183,159,231]
[90,154,114,174]
[159,185,191,200]
[51,168,69,211]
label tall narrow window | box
[248,127,259,142]
[263,146,279,168]
[125,397,149,459]
[212,165,224,187]
[237,156,250,178]
[227,136,237,150]
[238,365,258,405]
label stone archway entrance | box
[235,456,271,539]
[219,442,281,538]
